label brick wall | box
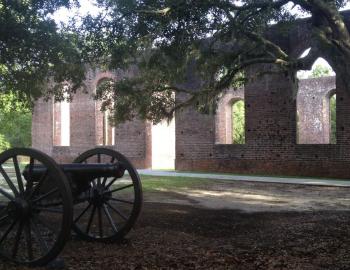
[32,67,152,168]
[175,12,350,179]
[33,11,350,178]
[297,77,335,144]
[175,71,350,179]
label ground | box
[2,176,350,269]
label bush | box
[0,92,32,149]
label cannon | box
[0,147,142,266]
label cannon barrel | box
[22,163,125,183]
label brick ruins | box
[32,11,350,178]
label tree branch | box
[224,0,290,12]
[295,47,319,70]
[241,30,289,59]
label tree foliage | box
[0,0,85,104]
[76,0,349,123]
[0,92,32,149]
[232,100,245,144]
[310,64,332,78]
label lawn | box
[140,175,213,192]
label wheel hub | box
[7,198,31,220]
[90,186,109,207]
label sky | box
[52,0,101,25]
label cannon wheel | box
[0,148,73,266]
[72,148,142,242]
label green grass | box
[140,175,212,192]
[157,170,350,181]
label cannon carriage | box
[0,147,142,266]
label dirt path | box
[144,179,350,212]
[4,202,350,270]
[2,181,350,269]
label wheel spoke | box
[28,158,34,179]
[12,220,24,258]
[97,154,101,163]
[32,188,59,203]
[0,187,15,201]
[0,219,17,245]
[25,157,35,193]
[25,221,33,261]
[86,205,96,234]
[0,165,19,197]
[105,184,134,194]
[101,177,108,186]
[97,154,102,186]
[28,170,48,199]
[74,203,92,223]
[92,179,97,188]
[102,205,118,233]
[110,198,134,205]
[105,177,117,189]
[0,214,9,225]
[106,202,128,221]
[13,156,24,195]
[72,150,141,242]
[98,207,103,238]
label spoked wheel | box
[0,148,73,266]
[72,148,142,242]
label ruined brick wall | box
[215,87,244,144]
[176,11,350,179]
[32,11,350,177]
[175,73,350,178]
[32,67,152,168]
[297,77,335,144]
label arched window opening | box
[297,56,335,80]
[152,117,175,169]
[103,110,115,146]
[330,93,336,144]
[296,56,336,144]
[53,99,70,146]
[232,100,245,144]
[215,88,245,145]
[95,77,116,146]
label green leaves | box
[232,100,245,144]
[0,91,31,149]
[76,0,348,123]
[310,64,332,78]
[0,0,85,102]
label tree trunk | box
[305,1,350,95]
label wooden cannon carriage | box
[0,147,142,266]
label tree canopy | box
[0,91,32,149]
[1,0,349,124]
[76,0,349,123]
[0,0,85,104]
[310,64,332,78]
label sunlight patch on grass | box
[140,175,211,192]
